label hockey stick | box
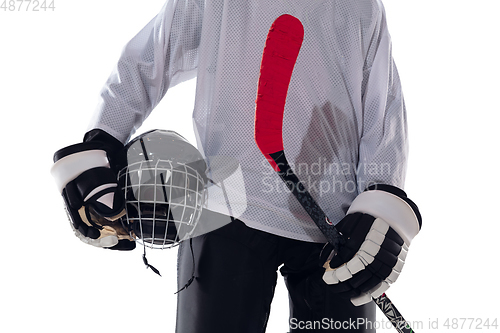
[253,14,414,333]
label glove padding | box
[321,185,421,306]
[51,130,135,250]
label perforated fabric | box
[88,0,408,243]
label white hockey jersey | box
[88,0,408,243]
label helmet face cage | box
[117,130,207,249]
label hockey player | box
[51,0,421,332]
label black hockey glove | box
[321,184,421,306]
[51,129,135,250]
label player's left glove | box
[321,184,422,306]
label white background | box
[1,1,499,332]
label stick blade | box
[254,14,304,157]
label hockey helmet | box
[117,129,207,249]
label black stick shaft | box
[270,151,344,250]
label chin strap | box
[175,238,196,294]
[139,237,196,292]
[142,244,162,276]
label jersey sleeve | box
[87,0,204,143]
[357,4,408,192]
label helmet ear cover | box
[118,129,207,249]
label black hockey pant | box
[176,219,375,332]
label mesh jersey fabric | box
[88,0,408,243]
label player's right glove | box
[51,129,135,250]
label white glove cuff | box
[51,149,110,193]
[346,190,420,245]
